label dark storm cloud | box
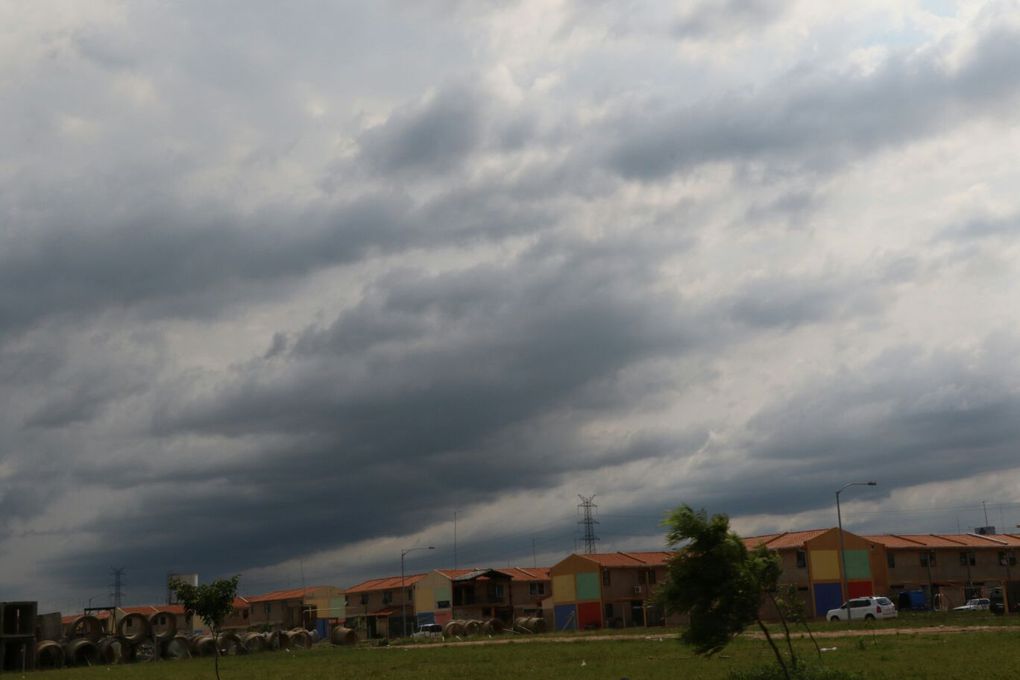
[358,86,485,175]
[679,340,1020,520]
[672,0,786,41]
[46,236,706,584]
[726,274,886,329]
[608,25,1020,180]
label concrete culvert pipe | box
[97,637,131,664]
[483,618,505,635]
[218,632,245,655]
[117,612,151,643]
[330,626,358,646]
[286,630,311,649]
[464,620,482,636]
[240,632,265,653]
[67,615,104,642]
[149,611,177,641]
[192,635,218,657]
[443,621,465,638]
[162,636,192,660]
[64,638,101,667]
[309,628,321,643]
[530,617,547,634]
[35,640,65,669]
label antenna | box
[577,494,600,554]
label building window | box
[406,588,413,601]
[436,600,450,609]
[887,553,895,569]
[602,570,611,586]
[494,585,504,600]
[796,551,807,569]
[604,603,614,619]
[360,594,368,605]
[999,551,1018,567]
[647,569,656,585]
[920,552,936,567]
[382,591,393,605]
[264,603,272,616]
[345,596,350,607]
[529,582,545,596]
[959,551,976,567]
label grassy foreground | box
[26,628,1020,680]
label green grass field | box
[24,625,1020,680]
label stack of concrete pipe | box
[513,616,547,634]
[34,610,334,671]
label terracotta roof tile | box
[581,551,673,567]
[743,529,830,549]
[346,574,426,593]
[866,533,1020,549]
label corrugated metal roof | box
[345,574,427,593]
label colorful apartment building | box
[548,551,676,630]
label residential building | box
[344,574,426,638]
[548,551,677,630]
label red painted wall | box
[577,601,602,629]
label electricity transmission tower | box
[109,567,125,608]
[577,494,600,554]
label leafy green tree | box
[657,505,794,679]
[170,575,240,680]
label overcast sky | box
[3,0,1020,612]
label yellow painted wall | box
[414,587,433,612]
[553,574,576,603]
[809,550,841,580]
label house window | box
[886,553,895,569]
[406,588,413,601]
[999,551,1018,567]
[959,551,976,567]
[360,594,368,606]
[494,585,504,599]
[529,583,545,596]
[382,591,393,605]
[648,570,656,584]
[796,551,807,569]
[436,600,450,609]
[920,552,936,567]
[602,570,611,586]
[345,596,350,607]
[604,603,614,619]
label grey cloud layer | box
[3,2,1020,603]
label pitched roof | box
[245,588,315,603]
[578,551,673,567]
[743,529,830,550]
[345,574,427,593]
[498,567,551,581]
[866,533,1020,549]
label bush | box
[729,665,864,680]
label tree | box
[170,575,240,680]
[657,505,794,680]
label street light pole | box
[400,546,435,638]
[836,481,877,622]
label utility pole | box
[983,500,990,528]
[454,510,458,571]
[109,567,125,608]
[577,495,599,554]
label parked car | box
[826,596,898,621]
[953,598,990,612]
[411,623,443,640]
